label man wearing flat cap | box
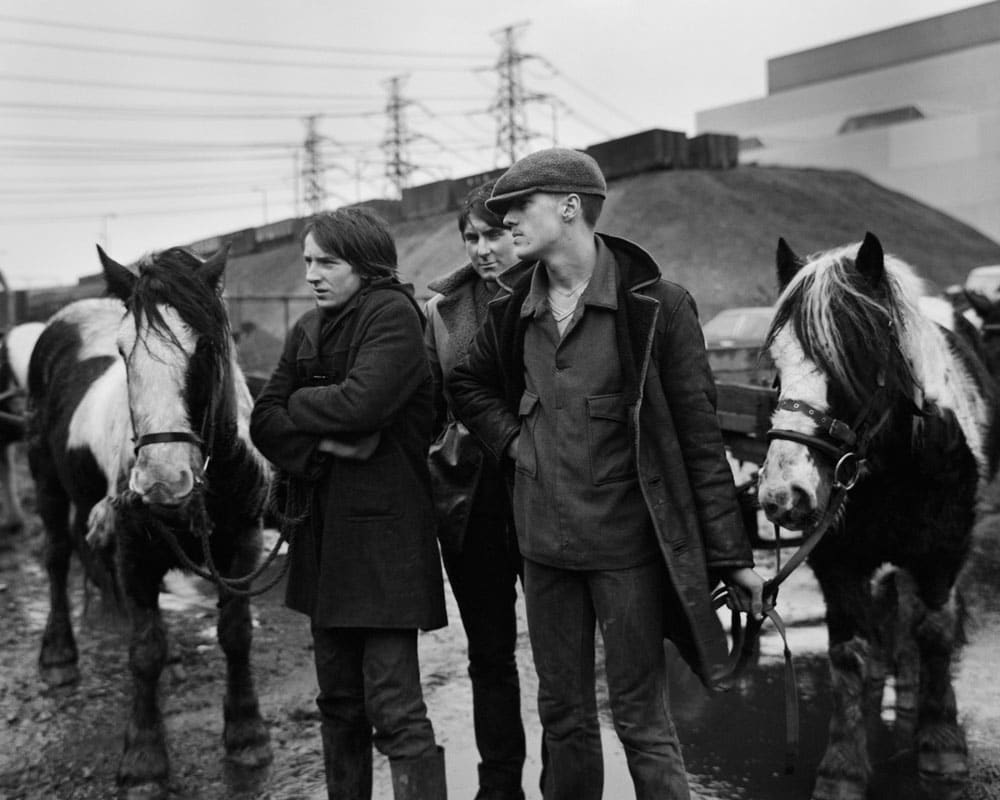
[449,147,763,800]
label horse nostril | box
[790,484,811,514]
[761,500,781,519]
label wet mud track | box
[3,470,1000,799]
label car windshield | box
[702,307,774,344]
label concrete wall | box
[696,22,1000,243]
[768,1,1000,91]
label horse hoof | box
[120,781,168,800]
[225,741,274,770]
[40,662,80,687]
[811,776,867,800]
[918,757,968,800]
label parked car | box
[702,306,774,350]
[964,264,1000,302]
[702,306,776,388]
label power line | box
[0,73,384,101]
[0,12,481,59]
[0,102,382,121]
[536,56,643,129]
[2,36,481,73]
[0,134,299,149]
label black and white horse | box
[0,321,44,532]
[757,233,999,800]
[28,245,273,798]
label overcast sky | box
[0,0,979,287]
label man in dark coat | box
[250,207,447,800]
[448,148,764,800]
[425,181,527,800]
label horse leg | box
[117,553,171,799]
[216,527,272,768]
[912,584,967,798]
[811,566,875,800]
[870,566,922,750]
[0,442,24,533]
[30,445,79,687]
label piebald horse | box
[0,321,44,532]
[28,245,273,799]
[757,233,999,800]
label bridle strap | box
[134,431,204,454]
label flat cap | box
[486,147,607,215]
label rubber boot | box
[390,745,447,800]
[320,723,373,800]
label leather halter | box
[130,359,219,477]
[765,374,890,492]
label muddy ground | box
[3,451,1000,799]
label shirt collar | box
[519,236,618,319]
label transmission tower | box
[382,75,417,199]
[491,22,549,166]
[302,115,326,215]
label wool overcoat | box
[448,234,753,688]
[250,280,446,630]
[424,263,506,555]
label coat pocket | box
[586,393,637,485]
[515,390,540,479]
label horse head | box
[757,232,918,529]
[98,244,231,508]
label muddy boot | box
[390,745,447,800]
[320,723,373,800]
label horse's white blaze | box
[759,325,830,522]
[66,359,132,487]
[121,304,200,503]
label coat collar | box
[496,232,662,297]
[299,278,418,357]
[492,232,663,409]
[427,262,479,296]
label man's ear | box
[562,193,581,222]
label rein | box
[129,351,285,597]
[712,374,893,772]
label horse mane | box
[129,248,232,360]
[767,243,923,413]
[128,248,238,452]
[768,241,997,477]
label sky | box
[0,0,980,288]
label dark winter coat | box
[424,263,508,555]
[250,280,447,630]
[448,233,753,688]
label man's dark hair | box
[458,180,506,235]
[302,207,398,281]
[579,194,604,228]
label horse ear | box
[776,237,802,290]
[199,244,230,291]
[97,245,137,301]
[965,289,993,317]
[855,232,885,289]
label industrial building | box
[695,1,1000,242]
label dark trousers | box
[440,505,526,793]
[312,626,438,762]
[523,558,690,800]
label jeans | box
[523,558,690,800]
[312,626,438,762]
[441,503,526,793]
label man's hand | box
[722,566,766,619]
[317,432,380,460]
[505,435,520,461]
